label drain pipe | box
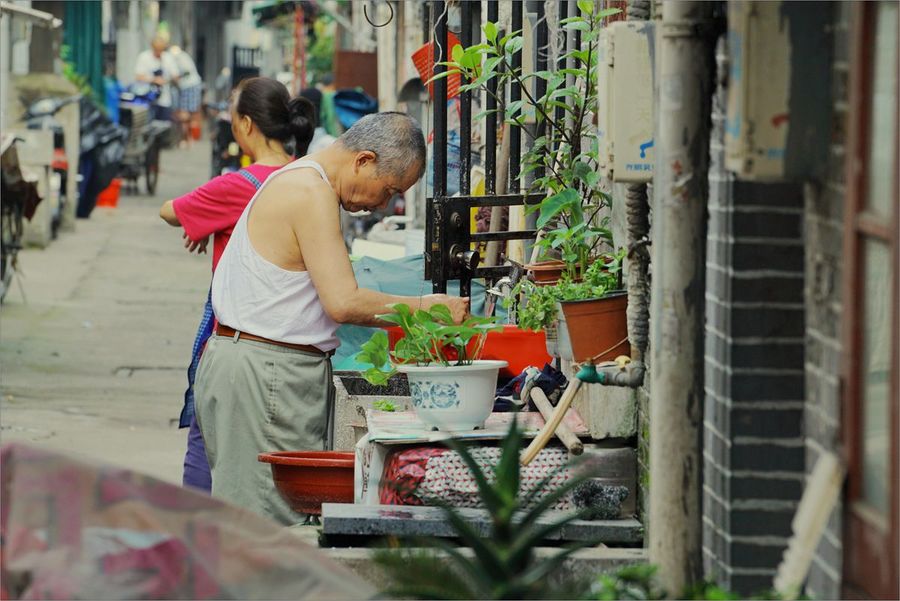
[648,1,715,593]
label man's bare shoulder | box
[256,167,337,220]
[266,167,335,201]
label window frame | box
[841,2,900,599]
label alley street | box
[1,142,216,484]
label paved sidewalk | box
[1,142,215,484]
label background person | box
[159,78,316,492]
[134,31,180,122]
[170,45,203,148]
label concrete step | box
[320,502,644,544]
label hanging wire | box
[363,1,394,28]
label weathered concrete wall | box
[801,3,851,598]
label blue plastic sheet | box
[334,254,494,370]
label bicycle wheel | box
[145,141,160,195]
[0,200,23,302]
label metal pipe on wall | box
[648,1,716,593]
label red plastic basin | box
[258,451,355,516]
[385,324,550,378]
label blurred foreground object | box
[0,443,373,600]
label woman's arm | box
[159,200,180,226]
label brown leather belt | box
[216,324,334,357]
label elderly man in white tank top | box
[194,112,468,525]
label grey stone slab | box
[321,503,643,544]
[332,372,413,451]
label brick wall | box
[801,2,851,598]
[701,38,807,595]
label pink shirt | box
[172,164,281,271]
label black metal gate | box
[231,46,262,89]
[424,0,556,297]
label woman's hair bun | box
[287,96,316,156]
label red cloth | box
[172,164,281,271]
[380,447,449,506]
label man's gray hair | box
[338,112,426,179]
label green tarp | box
[63,0,104,104]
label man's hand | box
[183,232,209,254]
[423,294,470,323]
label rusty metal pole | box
[293,5,301,95]
[648,1,715,593]
[298,6,306,93]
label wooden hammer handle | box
[530,387,583,456]
[520,378,583,465]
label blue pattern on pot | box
[409,380,461,410]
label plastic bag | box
[0,443,374,600]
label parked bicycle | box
[1,135,41,302]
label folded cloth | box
[380,446,574,510]
[493,363,568,412]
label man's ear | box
[354,151,377,173]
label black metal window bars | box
[424,0,560,298]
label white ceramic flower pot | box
[396,360,508,431]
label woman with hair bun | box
[159,77,316,492]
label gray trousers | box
[194,333,334,526]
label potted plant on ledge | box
[514,250,628,363]
[435,1,627,363]
[357,303,505,431]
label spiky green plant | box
[374,420,606,599]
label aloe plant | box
[374,420,608,599]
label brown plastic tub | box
[258,451,355,515]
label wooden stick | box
[520,378,583,465]
[530,387,583,455]
[485,123,511,267]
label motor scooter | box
[206,100,247,178]
[118,82,172,194]
[22,95,79,238]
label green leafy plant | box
[434,1,621,281]
[356,303,503,386]
[307,16,335,83]
[373,399,398,412]
[590,564,808,600]
[510,249,625,332]
[60,45,100,107]
[374,419,603,599]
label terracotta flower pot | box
[258,451,355,516]
[559,292,629,363]
[525,260,567,286]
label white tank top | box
[211,159,340,351]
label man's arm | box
[280,176,468,326]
